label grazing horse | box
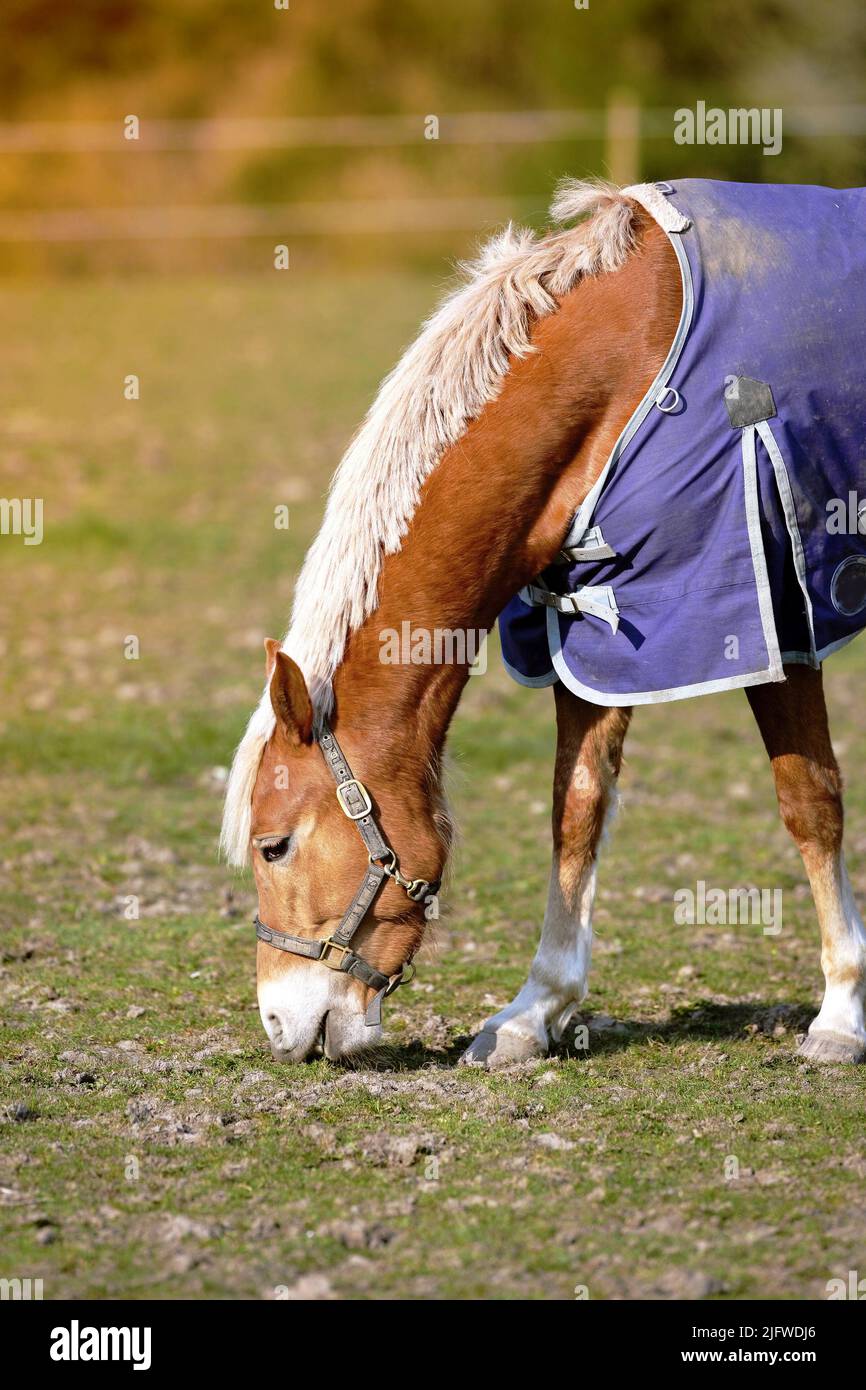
[222,178,866,1067]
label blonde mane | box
[221,179,667,866]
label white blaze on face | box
[257,967,381,1061]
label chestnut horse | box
[222,180,866,1067]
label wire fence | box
[0,197,535,241]
[1,104,866,151]
[0,103,864,245]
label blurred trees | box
[0,0,864,272]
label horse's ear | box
[267,646,313,745]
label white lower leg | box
[807,850,866,1045]
[480,854,597,1047]
[461,698,628,1068]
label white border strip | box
[546,422,786,707]
[784,631,860,665]
[566,223,695,545]
[755,417,818,666]
[501,654,559,688]
[741,423,785,680]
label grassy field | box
[1,271,865,1301]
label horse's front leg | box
[461,686,631,1068]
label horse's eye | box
[261,837,292,863]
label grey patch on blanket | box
[725,376,777,429]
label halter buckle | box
[319,939,351,969]
[335,778,373,820]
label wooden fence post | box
[605,89,640,185]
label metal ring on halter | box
[370,848,397,872]
[387,961,416,994]
[371,847,438,899]
[655,385,681,414]
[655,181,674,194]
[256,720,440,1026]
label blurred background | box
[4,0,866,1300]
[1,0,865,276]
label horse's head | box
[250,641,447,1062]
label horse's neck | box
[333,222,680,767]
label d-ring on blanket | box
[500,179,866,704]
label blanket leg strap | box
[520,581,620,635]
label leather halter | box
[255,720,440,1026]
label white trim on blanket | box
[545,421,787,703]
[741,422,785,684]
[756,417,819,667]
[534,418,839,707]
[503,636,855,707]
[506,185,865,707]
[546,620,787,706]
[501,655,559,688]
[565,213,695,552]
[783,631,860,665]
[507,189,803,707]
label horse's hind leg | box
[747,665,866,1062]
[461,685,630,1069]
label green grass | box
[2,273,866,1300]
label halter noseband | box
[254,720,440,1027]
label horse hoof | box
[459,1026,546,1069]
[797,1030,866,1064]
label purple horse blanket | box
[500,179,866,704]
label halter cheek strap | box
[254,720,440,1027]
